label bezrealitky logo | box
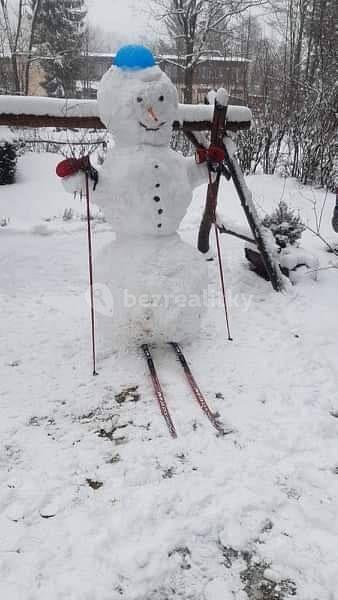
[85,285,252,317]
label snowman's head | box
[97,46,178,147]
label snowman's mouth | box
[139,121,166,132]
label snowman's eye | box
[137,97,143,103]
[158,96,164,102]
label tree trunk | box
[0,0,21,92]
[183,38,194,104]
[24,0,42,95]
[184,66,194,103]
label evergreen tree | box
[262,201,305,249]
[32,0,86,97]
[0,128,17,185]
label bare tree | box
[0,12,11,91]
[153,0,267,102]
[0,0,87,97]
[0,0,24,92]
[0,0,44,94]
[235,0,336,189]
[23,0,42,95]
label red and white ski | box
[142,343,232,438]
[170,342,231,436]
[141,343,177,438]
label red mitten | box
[195,146,225,164]
[56,156,89,178]
[207,145,225,163]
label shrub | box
[262,200,305,249]
[0,127,17,185]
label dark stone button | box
[154,164,159,169]
[155,183,160,188]
[157,223,162,228]
[158,209,163,215]
[153,196,160,202]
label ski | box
[141,344,177,438]
[197,90,228,255]
[222,136,286,292]
[170,342,230,436]
[189,89,285,293]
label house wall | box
[159,56,250,102]
[27,63,47,96]
[0,52,250,104]
[0,57,46,96]
[75,53,251,104]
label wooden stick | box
[217,224,255,245]
[0,113,251,132]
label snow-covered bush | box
[262,200,305,249]
[170,129,194,156]
[235,87,335,192]
[0,127,17,185]
[236,128,264,174]
[19,127,109,159]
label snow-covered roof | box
[159,54,250,63]
[85,52,250,64]
[86,52,115,59]
[75,80,100,91]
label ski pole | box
[84,168,98,376]
[207,170,233,342]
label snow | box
[75,79,100,91]
[203,577,247,599]
[216,87,229,107]
[0,95,98,118]
[1,152,338,599]
[0,94,252,125]
[87,52,116,58]
[0,152,106,234]
[279,247,319,281]
[0,126,16,144]
[97,64,178,146]
[159,53,251,64]
[179,103,252,124]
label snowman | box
[57,45,210,351]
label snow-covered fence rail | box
[0,95,251,132]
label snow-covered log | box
[245,245,319,284]
[0,95,252,132]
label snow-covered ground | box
[1,152,337,600]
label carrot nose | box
[147,107,159,122]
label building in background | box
[0,56,47,96]
[74,52,251,104]
[159,55,250,104]
[0,51,251,104]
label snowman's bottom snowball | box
[94,234,208,351]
